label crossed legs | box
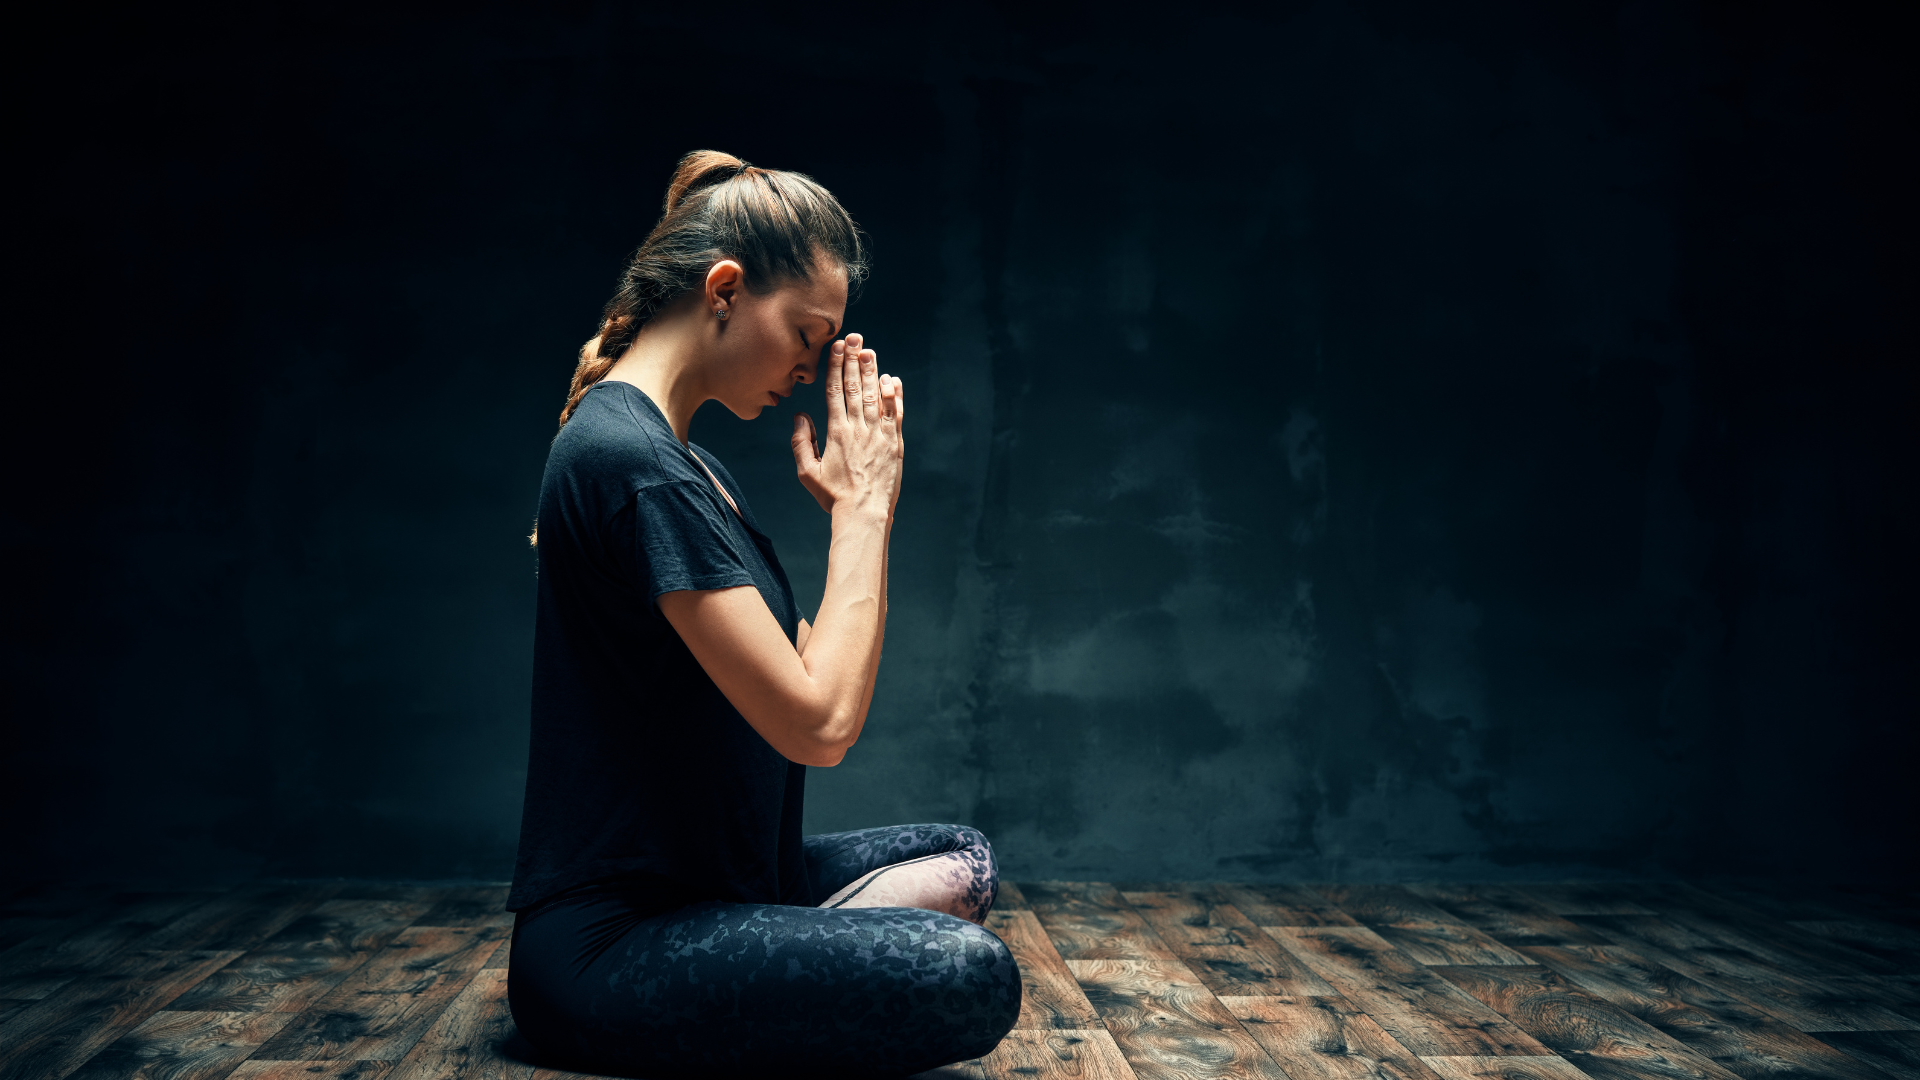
[806,823,999,923]
[508,823,1015,1078]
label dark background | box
[7,1,1914,886]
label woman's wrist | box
[831,494,892,528]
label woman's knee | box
[946,825,1001,914]
[950,917,1022,1052]
[947,824,992,855]
[967,916,1020,1001]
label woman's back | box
[509,379,806,915]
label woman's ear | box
[705,259,744,318]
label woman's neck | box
[602,307,708,445]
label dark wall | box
[7,1,1914,884]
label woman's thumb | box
[790,411,820,468]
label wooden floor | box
[1,880,1915,1080]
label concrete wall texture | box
[7,2,1914,884]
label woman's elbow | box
[795,715,862,766]
[747,694,858,766]
[784,736,851,768]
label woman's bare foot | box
[819,851,991,924]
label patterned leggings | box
[507,824,1019,1078]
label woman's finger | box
[824,340,848,425]
[891,375,905,434]
[842,333,865,427]
[858,348,882,424]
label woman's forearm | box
[852,532,889,726]
[797,500,892,752]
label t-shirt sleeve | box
[628,479,757,600]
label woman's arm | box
[789,544,883,707]
[815,347,901,734]
[658,337,903,767]
[852,541,887,724]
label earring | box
[715,306,729,321]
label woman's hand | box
[792,332,905,518]
[665,332,901,767]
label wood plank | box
[230,1062,391,1080]
[1220,994,1446,1080]
[1215,884,1358,927]
[1824,976,1920,1016]
[168,899,435,1014]
[139,885,339,953]
[67,1009,295,1080]
[1506,885,1656,916]
[252,925,507,1062]
[231,897,436,970]
[985,909,1102,1030]
[0,882,325,1030]
[1024,883,1176,961]
[1375,923,1537,968]
[1684,883,1854,924]
[1420,1057,1595,1080]
[1520,943,1896,1080]
[1811,889,1920,933]
[1408,885,1617,949]
[386,968,533,1080]
[1067,959,1289,1080]
[481,938,509,972]
[1815,1032,1920,1080]
[0,919,112,972]
[1625,885,1899,978]
[1316,886,1463,926]
[1120,887,1334,997]
[0,891,122,977]
[998,882,1032,912]
[1267,927,1550,1057]
[413,888,511,931]
[0,948,244,1080]
[980,1029,1138,1080]
[1787,922,1920,973]
[0,893,220,1000]
[1319,886,1532,966]
[1580,915,1920,1032]
[0,918,66,955]
[1693,882,1920,931]
[1434,964,1746,1080]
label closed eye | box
[800,329,811,349]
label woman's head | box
[559,150,868,426]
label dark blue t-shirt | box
[507,380,808,913]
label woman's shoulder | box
[548,383,698,492]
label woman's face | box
[709,258,850,420]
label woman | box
[505,151,1020,1078]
